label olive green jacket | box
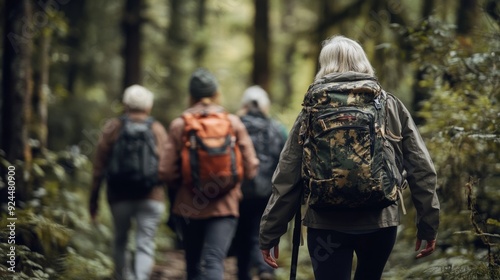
[259,73,440,250]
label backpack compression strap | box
[229,134,238,186]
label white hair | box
[122,84,154,111]
[315,35,375,80]
[241,85,271,114]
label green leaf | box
[486,218,500,227]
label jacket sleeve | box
[395,98,440,240]
[259,110,305,250]
[152,121,169,184]
[89,118,120,212]
[229,114,259,180]
[159,117,184,190]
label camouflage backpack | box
[299,76,403,210]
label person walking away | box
[89,85,168,280]
[259,35,440,280]
[161,68,259,280]
[232,85,287,280]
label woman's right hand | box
[415,239,436,259]
[261,246,280,269]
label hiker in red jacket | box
[161,68,259,280]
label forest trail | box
[150,249,259,280]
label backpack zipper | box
[317,108,371,119]
[315,124,368,138]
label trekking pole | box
[289,206,301,280]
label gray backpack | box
[240,112,286,199]
[106,116,159,195]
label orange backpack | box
[181,111,244,198]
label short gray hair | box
[122,84,154,111]
[241,85,271,114]
[315,35,375,80]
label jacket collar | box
[315,71,377,85]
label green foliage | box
[0,149,115,279]
[487,218,500,228]
[56,248,113,280]
[393,15,500,206]
[400,259,500,279]
[0,244,52,279]
[390,15,500,278]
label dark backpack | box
[299,78,403,210]
[106,116,159,195]
[181,111,244,199]
[240,112,286,199]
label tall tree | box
[32,1,59,150]
[59,0,87,94]
[412,0,437,123]
[165,0,196,112]
[485,0,500,24]
[422,0,434,18]
[277,0,297,109]
[456,0,479,35]
[122,0,143,90]
[252,0,270,92]
[194,0,207,63]
[1,0,34,202]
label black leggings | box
[307,227,397,280]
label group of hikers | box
[88,35,440,280]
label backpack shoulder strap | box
[115,115,129,139]
[144,116,155,127]
[119,114,128,124]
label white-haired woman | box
[89,84,168,280]
[259,35,440,280]
[232,86,287,280]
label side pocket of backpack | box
[298,111,311,206]
[380,125,405,206]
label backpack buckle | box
[374,96,382,110]
[189,133,197,149]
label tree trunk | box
[277,0,296,109]
[33,28,52,151]
[252,0,270,92]
[411,0,436,123]
[1,0,34,203]
[122,0,143,90]
[422,0,434,18]
[165,0,195,110]
[485,0,500,24]
[457,0,478,35]
[193,0,207,63]
[59,0,87,94]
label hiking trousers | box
[235,197,275,280]
[174,215,238,280]
[307,226,397,280]
[110,199,165,280]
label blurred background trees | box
[0,0,499,279]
